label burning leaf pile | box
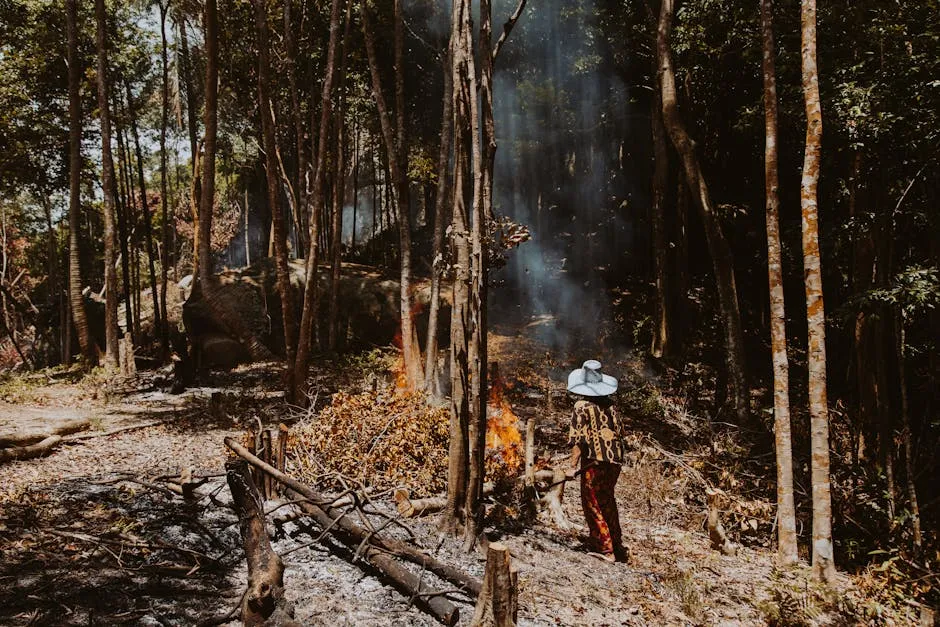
[289,390,450,497]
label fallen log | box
[0,418,90,448]
[0,435,61,463]
[226,460,298,626]
[224,437,476,624]
[470,542,518,627]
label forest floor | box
[0,322,928,626]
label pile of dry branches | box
[289,390,450,497]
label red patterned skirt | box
[580,460,624,557]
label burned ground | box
[0,336,926,626]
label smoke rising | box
[488,0,645,355]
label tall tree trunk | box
[650,61,670,359]
[197,0,217,288]
[442,0,472,535]
[115,113,135,341]
[328,0,353,352]
[425,43,453,399]
[463,0,494,551]
[126,81,162,352]
[657,0,748,424]
[178,13,200,270]
[800,0,835,584]
[95,0,120,369]
[41,199,60,363]
[159,1,171,358]
[761,0,798,567]
[361,0,424,388]
[284,0,306,257]
[293,0,344,405]
[896,311,921,550]
[192,0,272,364]
[66,0,95,366]
[255,0,298,399]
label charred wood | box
[226,459,299,626]
[225,437,478,622]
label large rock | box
[180,259,449,369]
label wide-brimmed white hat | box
[566,360,618,397]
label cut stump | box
[470,542,518,627]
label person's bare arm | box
[566,444,581,478]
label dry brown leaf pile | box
[289,390,450,497]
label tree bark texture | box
[657,0,749,424]
[361,0,424,388]
[159,1,171,359]
[294,0,343,405]
[424,41,453,400]
[255,0,298,401]
[470,542,518,627]
[66,0,97,367]
[761,0,798,567]
[800,0,836,584]
[114,114,136,342]
[464,0,494,551]
[441,0,473,539]
[95,0,121,369]
[189,0,273,365]
[284,0,307,258]
[126,81,162,353]
[328,0,353,352]
[650,63,670,359]
[225,460,297,626]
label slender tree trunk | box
[761,0,798,567]
[115,114,135,341]
[159,1,171,358]
[41,199,60,363]
[255,0,298,399]
[178,13,200,270]
[284,0,307,258]
[352,119,359,251]
[896,311,922,550]
[650,61,670,359]
[442,0,472,535]
[657,0,748,423]
[190,0,272,365]
[425,43,454,399]
[197,0,217,288]
[800,0,835,584]
[126,81,162,351]
[463,0,494,551]
[361,0,424,388]
[294,0,344,405]
[95,0,120,369]
[328,0,353,352]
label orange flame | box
[486,368,523,474]
[391,300,427,393]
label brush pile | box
[289,390,450,497]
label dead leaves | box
[289,390,450,498]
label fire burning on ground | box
[486,365,524,475]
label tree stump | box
[470,542,518,627]
[120,333,136,376]
[226,459,298,626]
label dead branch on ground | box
[226,459,298,626]
[225,436,476,625]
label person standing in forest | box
[566,360,629,563]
